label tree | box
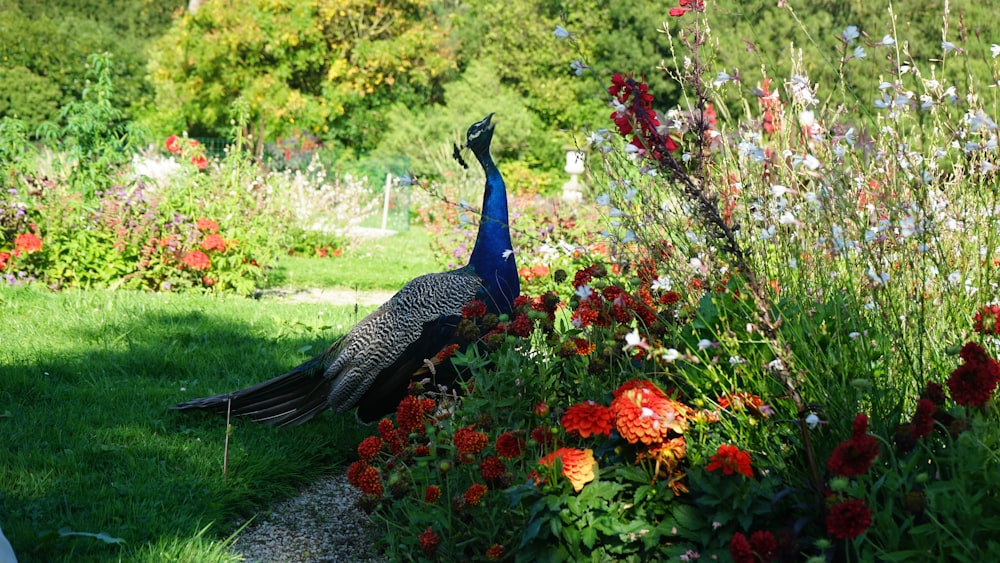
[149,0,455,151]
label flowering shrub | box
[350,3,1000,561]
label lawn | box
[0,282,386,561]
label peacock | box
[172,114,519,425]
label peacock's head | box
[465,113,495,156]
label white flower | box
[501,249,514,260]
[570,60,587,76]
[729,355,745,365]
[779,211,800,226]
[713,71,732,87]
[651,276,673,291]
[899,215,916,237]
[595,193,611,206]
[942,41,957,53]
[623,329,650,352]
[842,25,860,44]
[553,25,571,40]
[947,270,962,285]
[575,284,593,301]
[881,34,896,46]
[805,413,820,429]
[853,46,867,60]
[662,348,681,362]
[992,44,1000,58]
[697,339,714,351]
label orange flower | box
[181,250,211,271]
[14,232,42,254]
[538,447,597,492]
[706,444,753,478]
[165,134,182,154]
[561,400,612,438]
[611,381,688,445]
[453,426,488,459]
[195,218,219,233]
[464,483,488,506]
[200,233,227,252]
[0,251,10,271]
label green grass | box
[0,286,377,562]
[267,226,439,291]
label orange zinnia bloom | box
[538,447,597,492]
[181,250,211,271]
[611,381,688,445]
[14,232,42,254]
[561,400,612,438]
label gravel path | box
[230,472,386,562]
[232,288,391,562]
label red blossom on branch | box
[706,444,753,478]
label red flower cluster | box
[909,398,936,439]
[378,418,407,454]
[717,392,771,417]
[826,498,872,539]
[200,234,227,252]
[561,400,613,438]
[946,341,1000,408]
[706,444,753,478]
[424,485,441,504]
[730,530,776,563]
[356,435,383,462]
[346,461,382,496]
[396,395,435,434]
[827,414,879,477]
[461,299,487,318]
[464,482,489,506]
[418,527,441,555]
[519,263,550,281]
[973,304,1000,336]
[0,251,10,271]
[165,135,209,170]
[453,426,489,460]
[608,73,678,156]
[669,0,705,17]
[479,455,505,483]
[196,217,219,233]
[181,250,211,271]
[14,232,42,254]
[486,543,505,560]
[495,431,525,459]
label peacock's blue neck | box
[469,153,519,314]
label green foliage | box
[148,0,454,149]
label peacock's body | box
[173,114,519,424]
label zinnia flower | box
[495,432,525,459]
[464,483,488,506]
[479,456,505,482]
[827,413,880,477]
[424,485,441,504]
[706,444,753,478]
[395,395,434,434]
[418,527,441,555]
[538,447,597,492]
[946,342,1000,408]
[910,399,936,439]
[826,498,872,539]
[729,532,754,563]
[181,250,211,271]
[354,464,382,496]
[14,232,42,254]
[561,400,612,438]
[611,381,687,445]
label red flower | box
[947,342,1000,407]
[749,530,777,561]
[462,299,487,318]
[573,338,596,356]
[346,460,366,487]
[826,498,872,539]
[377,418,406,454]
[424,485,441,504]
[479,455,505,482]
[530,424,558,447]
[495,432,525,459]
[181,250,211,271]
[395,395,434,434]
[191,154,208,170]
[453,426,488,459]
[910,399,936,439]
[534,402,550,418]
[729,532,754,563]
[508,313,532,337]
[202,276,215,286]
[0,251,11,271]
[354,463,382,496]
[486,544,505,560]
[200,234,227,252]
[827,414,879,477]
[464,482,488,506]
[706,444,753,478]
[538,447,597,492]
[973,304,1000,336]
[923,381,947,406]
[165,134,182,154]
[561,400,613,438]
[418,527,441,555]
[357,436,383,463]
[195,218,219,233]
[14,232,42,254]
